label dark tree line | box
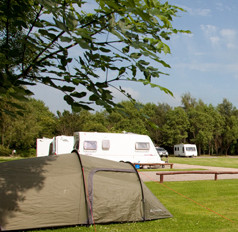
[1,93,238,156]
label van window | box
[135,142,150,150]
[84,141,97,150]
[186,147,196,151]
[102,140,110,150]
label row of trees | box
[1,93,238,156]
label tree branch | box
[22,4,44,72]
[20,9,116,79]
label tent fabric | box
[0,152,172,231]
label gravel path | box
[139,163,238,182]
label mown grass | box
[0,156,22,163]
[168,156,238,169]
[24,180,238,232]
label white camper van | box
[36,138,53,157]
[49,135,74,156]
[73,132,164,164]
[174,144,197,157]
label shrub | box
[0,145,12,156]
[20,148,36,157]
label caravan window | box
[186,147,196,151]
[102,140,110,150]
[135,142,150,150]
[83,141,97,150]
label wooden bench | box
[133,163,174,169]
[156,170,238,183]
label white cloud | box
[220,28,237,49]
[200,24,217,35]
[220,29,236,39]
[195,8,211,16]
[201,25,238,49]
[174,61,238,79]
[209,36,220,46]
[183,6,211,16]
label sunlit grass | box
[168,156,238,169]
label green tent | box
[0,152,172,231]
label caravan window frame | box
[83,141,97,150]
[135,142,150,150]
[102,140,110,150]
[186,147,196,151]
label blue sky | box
[31,0,238,113]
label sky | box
[31,0,238,114]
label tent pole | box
[125,162,146,221]
[72,150,92,225]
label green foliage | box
[0,0,189,113]
[20,148,36,157]
[161,107,189,146]
[106,101,148,134]
[0,145,11,156]
[0,97,55,154]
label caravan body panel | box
[74,132,164,164]
[49,136,74,156]
[36,138,53,157]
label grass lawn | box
[25,180,238,232]
[168,156,238,169]
[0,157,23,163]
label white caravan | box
[49,135,74,156]
[174,144,197,157]
[36,138,53,157]
[73,131,164,164]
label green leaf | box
[119,67,126,76]
[74,38,91,49]
[138,79,174,96]
[60,36,72,43]
[122,46,130,53]
[54,18,68,31]
[64,95,74,104]
[130,53,142,59]
[70,92,87,98]
[61,86,75,92]
[99,47,111,53]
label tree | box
[188,104,215,155]
[181,92,198,111]
[1,0,188,113]
[161,107,189,147]
[217,99,238,155]
[106,101,148,134]
[0,98,55,152]
[141,102,171,145]
[55,110,82,135]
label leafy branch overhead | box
[0,0,189,112]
